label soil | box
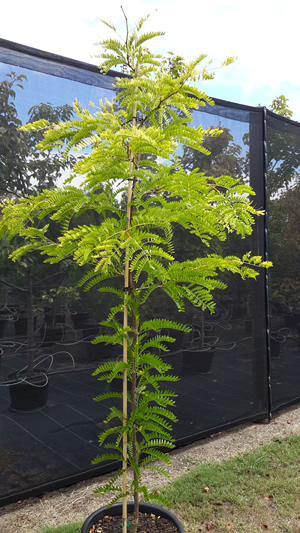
[89,512,178,532]
[0,404,299,532]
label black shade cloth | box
[0,39,299,507]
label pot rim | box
[81,501,184,532]
[7,370,49,387]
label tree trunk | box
[26,268,35,377]
[130,302,139,533]
[123,99,138,533]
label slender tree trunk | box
[122,279,129,533]
[26,268,35,377]
[131,371,139,533]
[130,294,139,533]
[128,154,140,533]
[123,95,138,533]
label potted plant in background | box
[40,283,80,344]
[2,261,50,412]
[0,239,49,411]
[0,70,76,411]
[0,13,271,532]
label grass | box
[38,433,300,533]
[162,432,300,532]
[40,524,82,533]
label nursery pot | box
[284,312,300,329]
[270,336,281,359]
[44,313,66,325]
[0,317,6,338]
[0,309,12,338]
[182,347,215,375]
[81,502,184,533]
[7,371,49,412]
[72,311,92,329]
[41,324,64,345]
[14,314,37,337]
[87,337,113,362]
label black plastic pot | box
[284,312,300,329]
[182,347,215,375]
[81,502,184,532]
[0,318,6,338]
[87,338,113,362]
[14,314,37,337]
[72,311,92,329]
[8,371,49,412]
[44,313,66,325]
[270,336,281,358]
[40,324,65,345]
[244,319,252,335]
[0,309,12,338]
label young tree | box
[0,15,271,533]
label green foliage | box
[0,13,271,531]
[0,72,74,198]
[92,322,180,507]
[269,95,293,119]
[266,98,299,196]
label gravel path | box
[0,404,299,532]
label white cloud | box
[1,0,300,118]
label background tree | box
[0,72,29,198]
[267,96,300,196]
[0,71,74,199]
[269,95,293,119]
[179,127,244,180]
[266,96,300,322]
[0,71,78,376]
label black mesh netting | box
[0,39,299,506]
[267,113,300,409]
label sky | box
[0,0,299,120]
